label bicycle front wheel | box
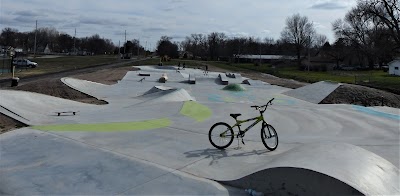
[209,122,234,149]
[261,124,278,151]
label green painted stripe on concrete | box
[32,118,172,132]
[180,101,212,122]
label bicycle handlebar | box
[251,98,274,112]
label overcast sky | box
[0,0,356,50]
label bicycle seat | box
[230,114,242,119]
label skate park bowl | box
[0,65,399,195]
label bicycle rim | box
[261,124,278,151]
[209,122,234,149]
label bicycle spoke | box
[209,123,234,149]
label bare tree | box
[0,28,19,46]
[207,32,226,60]
[362,0,400,48]
[156,36,179,58]
[314,34,328,48]
[280,14,316,65]
[264,37,275,46]
[333,1,397,67]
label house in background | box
[44,44,51,54]
[234,54,296,63]
[388,59,400,76]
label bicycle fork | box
[236,125,245,148]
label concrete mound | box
[222,84,246,91]
[220,142,399,195]
[138,86,195,104]
[283,81,341,103]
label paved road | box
[0,59,144,87]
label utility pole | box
[259,42,262,65]
[118,40,121,54]
[145,41,147,57]
[308,48,310,71]
[123,30,126,55]
[34,20,37,58]
[73,28,76,55]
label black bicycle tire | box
[261,124,278,151]
[209,122,234,149]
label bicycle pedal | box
[241,139,245,145]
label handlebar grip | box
[251,106,258,108]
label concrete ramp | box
[0,90,96,125]
[142,86,175,95]
[283,81,341,103]
[242,79,268,86]
[138,88,195,104]
[220,143,399,195]
[218,74,229,85]
[62,77,111,98]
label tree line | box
[2,0,398,67]
[0,27,115,55]
[157,0,399,67]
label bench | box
[55,111,78,116]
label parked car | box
[12,59,38,68]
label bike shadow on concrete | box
[184,148,270,166]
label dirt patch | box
[321,84,400,108]
[9,78,107,105]
[240,72,307,89]
[0,115,25,134]
[73,66,139,85]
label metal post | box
[118,40,121,59]
[10,56,13,75]
[34,20,37,58]
[74,28,76,54]
[2,53,4,75]
[259,42,261,65]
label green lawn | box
[0,55,120,79]
[201,60,400,93]
[130,58,208,68]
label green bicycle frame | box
[232,115,264,135]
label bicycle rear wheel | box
[261,124,278,151]
[209,122,234,149]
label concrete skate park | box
[0,65,399,195]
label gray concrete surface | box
[283,81,342,103]
[0,65,399,195]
